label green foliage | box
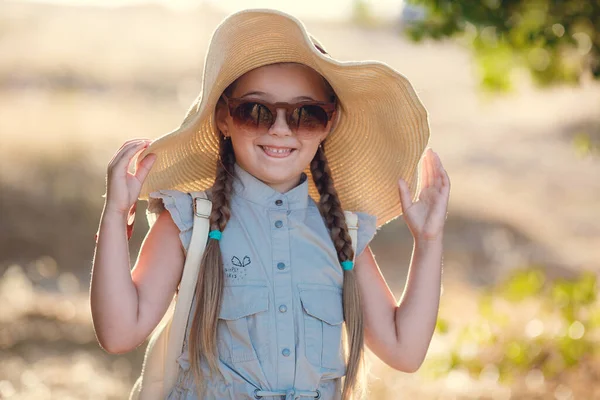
[404,0,600,91]
[428,266,599,387]
[573,132,600,157]
[500,267,545,301]
[435,317,450,334]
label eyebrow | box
[239,91,318,102]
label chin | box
[253,163,304,185]
[240,155,309,188]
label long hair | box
[188,133,235,396]
[311,144,366,400]
[188,66,365,399]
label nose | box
[268,108,293,137]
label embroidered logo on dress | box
[225,255,250,281]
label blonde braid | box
[311,144,365,400]
[188,135,235,395]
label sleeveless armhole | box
[146,190,195,255]
[354,211,378,257]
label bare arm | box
[356,238,443,372]
[90,205,185,354]
[89,138,185,354]
[357,148,450,372]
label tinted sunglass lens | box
[233,102,273,130]
[291,105,329,132]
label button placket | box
[269,209,294,389]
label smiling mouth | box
[260,145,296,158]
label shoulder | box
[307,197,378,256]
[347,211,378,258]
[147,189,205,253]
[147,190,194,230]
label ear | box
[215,100,230,137]
[318,128,330,144]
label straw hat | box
[137,8,430,227]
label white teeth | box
[263,146,292,154]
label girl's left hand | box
[398,148,450,242]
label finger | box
[425,148,434,188]
[398,178,413,211]
[134,141,155,169]
[134,153,157,183]
[109,139,148,167]
[128,144,152,173]
[436,170,443,191]
[441,165,450,195]
[112,141,151,172]
[108,139,151,165]
[434,152,448,185]
[420,151,430,189]
[433,151,443,191]
[436,157,450,197]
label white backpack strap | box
[344,211,359,262]
[163,191,212,394]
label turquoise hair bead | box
[208,230,222,241]
[341,260,354,271]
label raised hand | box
[104,139,156,216]
[398,148,450,242]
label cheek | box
[300,137,321,151]
[230,135,254,156]
[296,138,321,159]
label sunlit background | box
[1,0,599,399]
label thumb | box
[398,178,413,212]
[135,153,157,183]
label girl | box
[90,8,450,400]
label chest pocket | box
[298,283,346,373]
[217,283,270,364]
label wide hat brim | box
[137,8,430,228]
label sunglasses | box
[221,94,336,136]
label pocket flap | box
[219,284,269,320]
[298,284,344,325]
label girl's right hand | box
[104,139,157,215]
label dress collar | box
[232,163,310,210]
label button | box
[275,199,283,206]
[279,304,287,313]
[274,220,283,228]
[282,348,291,357]
[277,262,285,270]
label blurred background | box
[0,0,599,399]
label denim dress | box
[146,163,377,400]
